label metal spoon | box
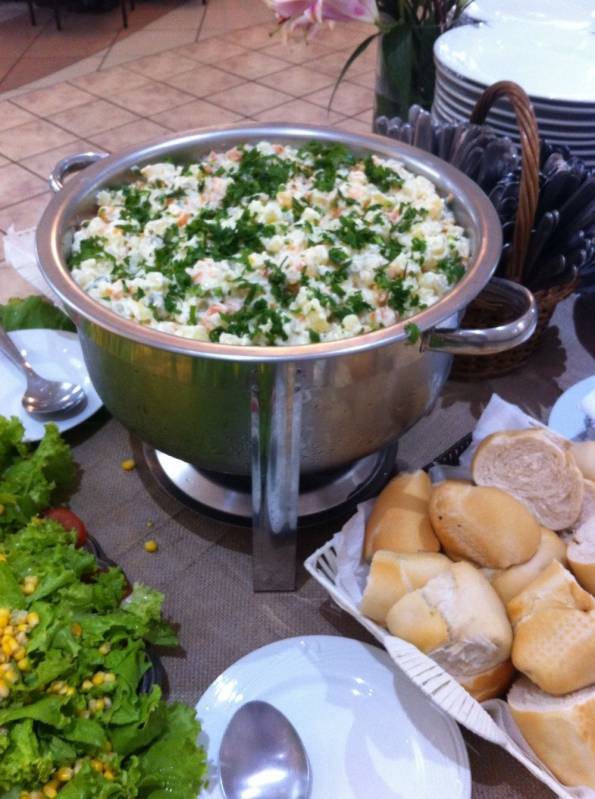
[0,326,86,415]
[219,700,311,799]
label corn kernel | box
[0,555,5,563]
[65,686,75,697]
[121,459,136,471]
[90,759,104,772]
[27,612,40,627]
[0,610,8,627]
[103,697,112,709]
[144,539,158,553]
[94,698,105,713]
[42,781,58,798]
[76,709,90,719]
[17,623,28,633]
[2,637,18,656]
[3,626,13,636]
[17,658,30,672]
[71,623,82,637]
[16,632,27,645]
[92,672,105,686]
[98,643,111,656]
[13,646,26,661]
[19,792,29,799]
[0,679,9,699]
[22,577,38,596]
[57,767,73,782]
[81,679,93,691]
[5,668,18,684]
[30,793,43,799]
[103,769,115,781]
[103,672,116,684]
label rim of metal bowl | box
[35,123,502,363]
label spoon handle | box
[0,326,35,376]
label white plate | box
[0,329,102,442]
[548,375,595,440]
[195,635,471,799]
[465,0,595,30]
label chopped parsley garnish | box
[405,322,421,344]
[69,236,115,267]
[437,253,465,284]
[224,147,293,206]
[334,215,377,250]
[299,141,356,192]
[364,155,404,192]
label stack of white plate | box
[432,3,595,168]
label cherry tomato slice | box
[43,508,88,547]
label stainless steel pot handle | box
[422,277,538,355]
[49,152,108,193]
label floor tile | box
[176,38,247,63]
[24,29,116,59]
[72,65,150,97]
[150,99,244,131]
[253,99,343,126]
[0,57,82,93]
[223,24,278,50]
[349,68,375,90]
[305,81,373,117]
[12,82,95,117]
[0,54,106,99]
[333,116,372,135]
[0,101,36,133]
[110,81,196,115]
[209,83,291,115]
[0,191,50,231]
[25,139,98,179]
[164,64,245,97]
[0,163,47,209]
[218,51,287,80]
[88,119,171,152]
[260,40,333,65]
[257,64,335,97]
[310,47,375,78]
[0,118,76,160]
[102,29,197,69]
[125,50,198,80]
[0,154,8,167]
[142,1,206,31]
[354,107,374,124]
[48,98,139,138]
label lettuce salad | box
[0,417,207,798]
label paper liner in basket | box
[304,394,595,799]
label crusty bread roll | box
[568,517,595,595]
[457,659,515,702]
[508,677,595,790]
[360,551,451,625]
[512,605,595,694]
[488,528,567,605]
[472,429,584,530]
[570,440,595,482]
[386,561,512,678]
[429,481,540,568]
[364,471,439,560]
[507,560,595,627]
[574,478,595,530]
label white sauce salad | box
[69,141,470,346]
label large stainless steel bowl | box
[36,124,535,477]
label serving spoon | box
[219,700,311,799]
[0,326,86,415]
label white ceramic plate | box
[0,329,102,442]
[548,376,595,440]
[195,635,471,799]
[465,0,595,30]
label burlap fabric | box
[5,260,595,797]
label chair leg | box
[129,0,135,12]
[54,0,62,30]
[26,0,36,25]
[121,0,128,28]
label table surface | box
[3,261,595,799]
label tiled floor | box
[0,0,377,276]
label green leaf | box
[381,23,413,115]
[0,561,25,610]
[328,33,379,113]
[0,296,75,333]
[405,322,421,345]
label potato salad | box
[69,141,470,346]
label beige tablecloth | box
[3,260,595,798]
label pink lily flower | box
[267,0,379,40]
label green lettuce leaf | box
[0,296,75,333]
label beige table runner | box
[3,259,595,798]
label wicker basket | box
[450,81,578,380]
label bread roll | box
[571,440,595,482]
[568,517,595,595]
[507,560,595,627]
[472,429,584,530]
[360,551,451,625]
[508,676,595,790]
[574,478,595,530]
[429,481,540,568]
[512,605,595,694]
[386,561,512,677]
[457,659,515,702]
[364,471,439,560]
[488,528,567,604]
